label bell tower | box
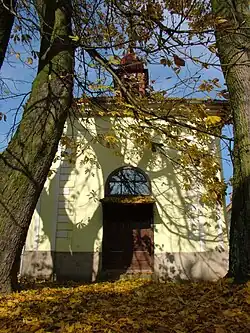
[115,49,149,97]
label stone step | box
[98,270,154,282]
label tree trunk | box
[211,0,250,282]
[0,0,16,70]
[0,0,74,294]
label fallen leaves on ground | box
[0,279,250,332]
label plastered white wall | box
[25,115,228,256]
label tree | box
[211,0,250,282]
[0,0,16,69]
[0,0,74,293]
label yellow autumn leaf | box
[0,279,249,332]
[108,56,120,65]
[216,17,228,25]
[122,103,135,109]
[215,326,226,333]
[69,35,80,42]
[27,57,33,65]
[205,115,221,126]
[105,134,118,143]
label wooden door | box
[102,203,154,272]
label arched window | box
[105,166,151,196]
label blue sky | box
[0,44,37,147]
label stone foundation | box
[20,250,228,282]
[20,251,101,281]
[20,251,54,279]
[154,250,229,281]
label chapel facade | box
[20,50,229,282]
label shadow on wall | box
[137,138,229,282]
[153,207,228,281]
[20,115,229,282]
[21,149,103,282]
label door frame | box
[101,200,154,273]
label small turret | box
[115,50,149,97]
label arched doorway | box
[101,166,154,273]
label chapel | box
[20,50,229,282]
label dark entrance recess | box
[102,166,154,273]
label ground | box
[0,279,249,332]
